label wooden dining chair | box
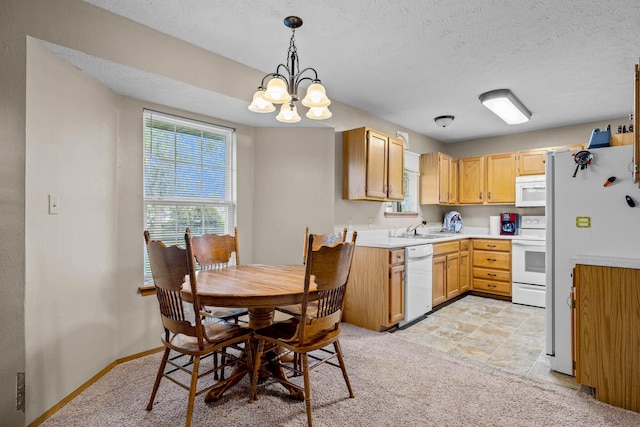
[144,230,253,427]
[249,231,358,427]
[189,227,248,324]
[276,227,349,319]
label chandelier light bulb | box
[301,82,330,108]
[276,103,301,123]
[248,89,275,113]
[263,78,291,104]
[306,106,332,120]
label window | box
[143,110,236,281]
[385,151,419,216]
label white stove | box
[512,215,546,308]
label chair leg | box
[146,347,170,411]
[213,351,219,380]
[301,353,313,427]
[249,341,265,402]
[333,340,354,398]
[185,356,200,427]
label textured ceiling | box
[77,0,640,143]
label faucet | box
[406,220,427,236]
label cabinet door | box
[387,137,405,200]
[517,149,547,176]
[366,130,388,199]
[458,156,485,203]
[459,250,470,293]
[438,153,451,204]
[449,159,458,204]
[446,252,460,299]
[486,153,516,203]
[388,264,404,324]
[432,255,447,306]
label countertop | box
[354,228,514,249]
[571,255,640,270]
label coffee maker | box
[500,213,520,235]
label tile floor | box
[393,294,579,390]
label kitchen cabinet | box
[420,152,456,204]
[343,127,405,201]
[485,153,516,203]
[472,239,511,297]
[459,239,471,293]
[458,156,485,204]
[573,263,640,413]
[343,246,404,331]
[517,149,547,176]
[432,241,460,305]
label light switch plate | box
[49,194,59,215]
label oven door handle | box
[512,239,546,247]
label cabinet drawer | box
[389,249,405,265]
[459,239,470,251]
[473,278,511,296]
[473,250,510,269]
[473,239,511,252]
[433,241,460,255]
[473,267,511,282]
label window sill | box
[138,286,156,297]
[384,212,419,218]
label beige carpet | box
[40,324,640,427]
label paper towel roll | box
[489,216,500,236]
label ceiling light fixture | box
[434,115,455,127]
[479,89,531,125]
[248,16,331,123]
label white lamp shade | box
[305,105,332,120]
[248,89,276,113]
[479,89,531,125]
[301,82,330,108]
[276,103,301,123]
[262,78,292,104]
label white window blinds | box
[143,110,236,280]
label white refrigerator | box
[545,144,640,375]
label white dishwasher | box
[399,244,433,327]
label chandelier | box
[248,16,331,123]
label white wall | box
[252,127,336,264]
[25,39,120,421]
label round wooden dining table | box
[180,264,315,401]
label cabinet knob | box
[488,283,497,288]
[488,192,491,200]
[487,273,497,277]
[487,258,497,262]
[487,244,496,248]
[479,192,482,199]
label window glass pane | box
[143,110,235,282]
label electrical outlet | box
[348,218,353,227]
[16,372,25,412]
[368,217,374,227]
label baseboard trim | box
[28,347,163,427]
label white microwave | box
[515,175,546,207]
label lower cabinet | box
[344,246,405,331]
[459,240,471,293]
[472,239,512,297]
[432,241,460,306]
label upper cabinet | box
[458,156,485,204]
[420,152,456,204]
[486,152,516,203]
[517,149,547,176]
[343,127,405,201]
[457,153,516,204]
